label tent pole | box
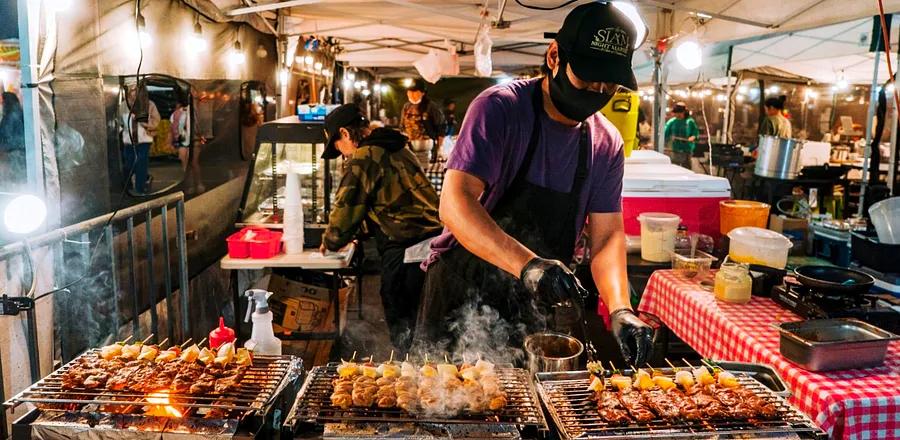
[888,86,898,197]
[652,49,666,153]
[16,0,44,194]
[722,46,734,143]
[858,53,881,217]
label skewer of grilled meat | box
[375,375,398,408]
[352,374,378,407]
[480,372,508,411]
[394,362,418,412]
[594,389,632,424]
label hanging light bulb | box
[379,84,390,94]
[323,68,331,77]
[256,43,268,58]
[304,55,314,65]
[348,71,356,81]
[136,13,152,48]
[402,78,413,88]
[675,40,702,70]
[314,61,323,71]
[610,1,647,49]
[361,89,371,97]
[229,40,245,65]
[342,78,352,88]
[188,21,207,53]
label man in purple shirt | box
[415,2,653,366]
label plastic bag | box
[474,22,493,77]
[413,50,443,83]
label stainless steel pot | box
[524,332,583,374]
[755,135,805,179]
[408,139,433,152]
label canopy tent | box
[208,0,900,76]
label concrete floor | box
[336,274,400,362]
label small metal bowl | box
[524,332,583,374]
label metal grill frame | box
[285,363,547,429]
[535,369,827,440]
[4,349,303,420]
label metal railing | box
[0,191,191,437]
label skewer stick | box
[646,364,657,375]
[119,335,134,344]
[179,338,193,348]
[700,359,718,372]
[388,350,394,364]
[608,361,618,374]
[682,358,695,369]
[157,338,169,348]
[140,334,154,345]
[664,359,679,371]
[405,353,410,362]
[444,354,449,364]
[196,337,207,348]
[350,351,357,362]
[369,353,374,363]
[424,353,429,364]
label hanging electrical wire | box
[513,0,579,11]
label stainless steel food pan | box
[776,318,898,371]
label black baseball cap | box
[555,2,639,91]
[322,104,368,159]
[406,78,427,92]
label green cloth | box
[664,116,699,152]
[324,143,442,251]
[760,114,793,138]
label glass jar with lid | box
[714,262,752,303]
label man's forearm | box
[441,171,535,277]
[589,228,631,313]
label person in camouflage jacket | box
[320,104,442,350]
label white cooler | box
[622,164,732,239]
[625,150,671,165]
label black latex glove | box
[609,308,654,367]
[520,257,589,310]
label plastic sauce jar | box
[637,213,682,262]
[714,263,752,304]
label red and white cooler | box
[622,163,731,240]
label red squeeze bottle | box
[209,317,236,350]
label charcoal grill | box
[284,363,546,431]
[536,370,827,440]
[537,369,827,440]
[4,350,303,439]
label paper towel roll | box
[283,166,305,254]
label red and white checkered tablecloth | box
[638,270,900,440]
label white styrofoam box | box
[800,141,832,167]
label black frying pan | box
[794,266,875,295]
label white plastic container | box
[244,289,282,355]
[868,197,900,244]
[637,212,681,262]
[727,227,792,269]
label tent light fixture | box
[675,40,702,70]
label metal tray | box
[776,318,899,371]
[710,361,791,398]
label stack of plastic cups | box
[282,164,305,254]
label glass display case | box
[237,116,340,232]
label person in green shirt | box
[760,95,792,138]
[320,104,443,351]
[664,102,699,169]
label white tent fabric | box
[732,17,900,84]
[212,0,900,75]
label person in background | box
[0,92,26,186]
[320,104,443,351]
[120,85,160,195]
[401,79,445,163]
[443,99,458,137]
[760,95,792,138]
[664,102,698,169]
[171,98,191,170]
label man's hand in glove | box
[520,257,589,310]
[609,308,654,366]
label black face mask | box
[549,60,615,122]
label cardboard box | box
[769,214,809,256]
[267,274,336,333]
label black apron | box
[415,83,589,351]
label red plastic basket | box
[226,227,283,259]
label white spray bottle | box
[244,289,282,355]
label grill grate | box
[4,349,302,420]
[286,363,547,428]
[536,370,827,440]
